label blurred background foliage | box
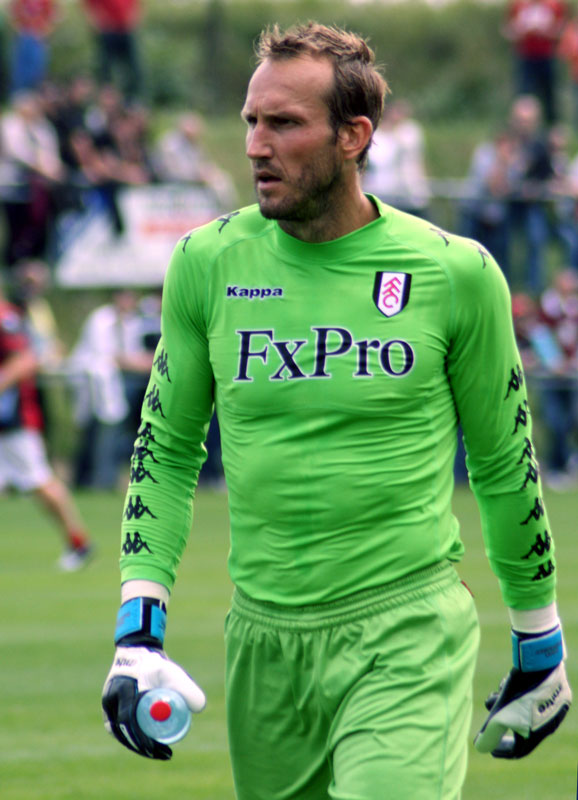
[49,0,511,122]
[43,0,526,202]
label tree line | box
[43,0,512,121]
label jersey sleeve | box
[446,245,555,610]
[119,232,215,591]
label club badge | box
[373,272,412,318]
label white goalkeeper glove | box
[474,623,571,758]
[102,597,206,760]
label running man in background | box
[102,22,571,799]
[0,280,93,571]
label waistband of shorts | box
[231,561,459,631]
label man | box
[8,0,58,95]
[102,22,571,799]
[82,0,142,101]
[0,281,93,570]
[363,98,431,217]
[503,0,568,124]
[68,289,155,490]
[506,94,555,293]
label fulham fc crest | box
[373,272,412,318]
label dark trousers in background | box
[94,31,142,100]
[516,55,557,124]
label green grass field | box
[1,485,576,800]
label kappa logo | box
[227,285,283,300]
[122,531,153,555]
[373,272,412,318]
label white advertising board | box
[55,183,222,287]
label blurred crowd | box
[0,79,236,271]
[0,0,577,511]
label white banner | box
[55,183,223,287]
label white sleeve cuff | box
[508,602,559,633]
[121,579,170,606]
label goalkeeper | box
[102,21,571,799]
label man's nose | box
[246,123,273,159]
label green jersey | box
[120,197,556,610]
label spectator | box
[124,290,161,436]
[0,7,8,105]
[462,128,518,274]
[82,0,142,102]
[108,105,153,185]
[506,94,555,292]
[536,268,578,487]
[362,99,431,217]
[152,111,237,209]
[512,291,545,368]
[9,258,63,367]
[546,123,578,268]
[512,275,578,489]
[7,257,64,452]
[8,0,58,95]
[68,289,155,489]
[61,92,153,237]
[503,0,568,124]
[512,289,566,371]
[0,89,65,268]
[45,75,96,169]
[558,7,578,122]
[0,278,93,570]
[84,83,124,146]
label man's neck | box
[278,189,380,244]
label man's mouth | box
[254,170,282,188]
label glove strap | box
[115,597,167,648]
[511,625,563,672]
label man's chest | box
[204,259,451,414]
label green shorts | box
[225,561,480,800]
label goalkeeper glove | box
[102,597,206,760]
[474,623,572,758]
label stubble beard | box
[256,151,344,224]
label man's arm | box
[446,243,571,757]
[447,251,555,608]
[119,234,215,590]
[0,349,39,394]
[102,232,215,758]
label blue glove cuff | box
[512,625,563,671]
[115,597,167,646]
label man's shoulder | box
[382,207,507,297]
[385,207,489,267]
[174,204,270,258]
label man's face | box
[241,55,346,222]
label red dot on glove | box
[150,700,172,722]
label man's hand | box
[102,646,206,760]
[102,596,205,759]
[474,625,571,758]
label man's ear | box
[338,116,373,162]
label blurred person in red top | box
[558,8,578,122]
[82,0,142,101]
[0,280,93,570]
[503,0,568,123]
[8,0,58,94]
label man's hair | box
[255,22,390,169]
